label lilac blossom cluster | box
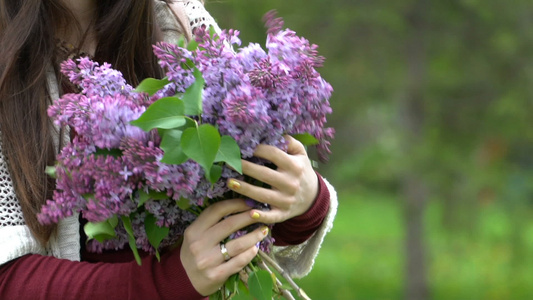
[38,12,332,255]
[40,59,225,253]
[153,12,334,160]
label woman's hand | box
[180,199,269,296]
[227,135,319,224]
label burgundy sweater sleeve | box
[0,247,205,300]
[272,172,330,246]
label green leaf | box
[145,213,170,261]
[232,280,253,300]
[121,216,142,265]
[84,217,118,243]
[291,133,319,146]
[176,197,191,210]
[134,77,170,96]
[208,291,223,300]
[215,135,242,174]
[130,97,186,132]
[137,190,168,207]
[209,26,218,40]
[108,215,119,227]
[82,193,94,200]
[248,270,273,300]
[238,279,249,294]
[182,68,205,116]
[278,284,293,290]
[225,273,239,293]
[209,164,223,183]
[187,39,199,51]
[159,129,188,165]
[231,292,254,300]
[94,148,123,157]
[181,124,220,180]
[177,36,186,48]
[137,190,150,208]
[271,272,280,294]
[45,166,56,179]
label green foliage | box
[291,133,319,146]
[215,135,243,173]
[182,68,205,116]
[134,78,171,96]
[248,270,274,300]
[137,189,168,208]
[159,129,188,164]
[131,66,243,183]
[130,97,186,131]
[45,166,56,179]
[94,148,123,157]
[121,215,142,265]
[144,213,170,261]
[294,192,533,299]
[181,124,221,182]
[84,216,118,243]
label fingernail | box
[228,179,241,190]
[261,226,269,236]
[252,211,260,219]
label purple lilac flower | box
[61,57,134,98]
[153,43,197,93]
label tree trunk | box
[403,174,429,300]
[401,0,430,299]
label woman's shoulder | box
[156,0,222,38]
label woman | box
[0,0,337,299]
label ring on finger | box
[220,242,231,261]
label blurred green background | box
[206,1,533,299]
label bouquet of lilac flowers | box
[39,11,333,300]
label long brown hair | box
[0,0,189,245]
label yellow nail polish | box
[252,211,260,219]
[261,226,269,236]
[228,179,241,190]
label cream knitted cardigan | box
[0,0,337,279]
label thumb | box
[285,135,306,156]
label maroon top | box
[0,174,330,300]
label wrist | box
[272,172,330,246]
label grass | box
[294,191,533,300]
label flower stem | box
[257,250,311,300]
[256,259,296,300]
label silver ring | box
[220,243,231,261]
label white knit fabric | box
[273,179,338,278]
[0,0,338,278]
[0,139,24,228]
[182,0,222,33]
[0,137,49,263]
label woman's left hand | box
[227,135,318,224]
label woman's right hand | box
[180,199,269,296]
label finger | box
[252,136,307,169]
[247,207,289,225]
[252,144,292,170]
[213,245,259,283]
[284,135,307,156]
[205,210,261,243]
[189,199,250,235]
[218,226,269,264]
[227,178,288,208]
[240,160,294,192]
